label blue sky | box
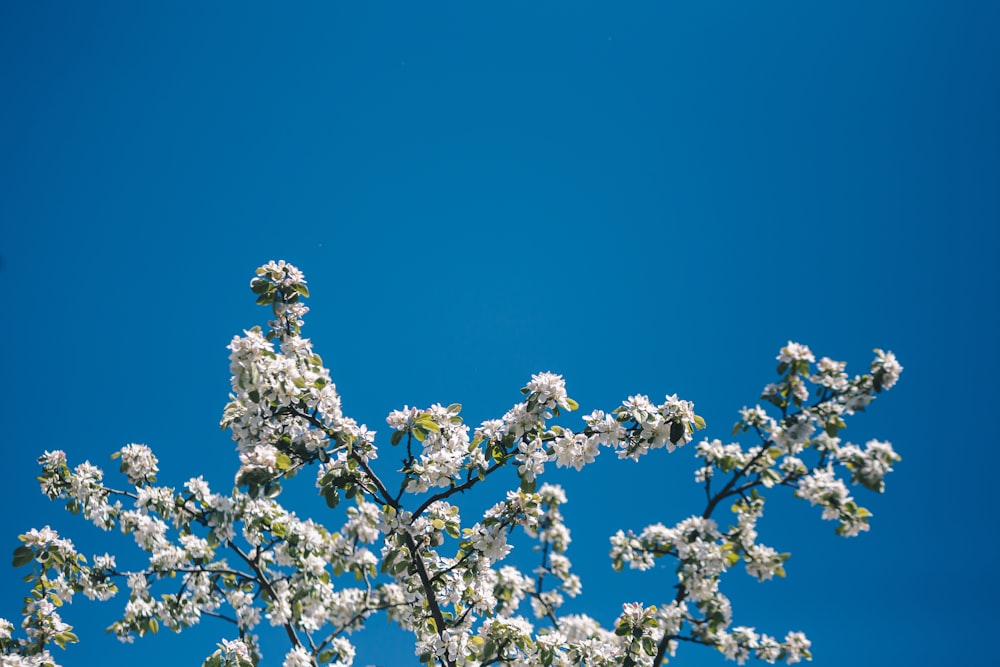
[2,2,998,666]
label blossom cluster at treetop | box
[1,260,903,667]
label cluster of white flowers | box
[613,394,701,461]
[115,444,159,486]
[1,265,903,667]
[777,341,815,364]
[711,627,812,665]
[871,349,903,391]
[839,440,901,493]
[794,466,869,536]
[399,405,475,493]
[550,428,599,471]
[202,637,255,667]
[525,372,573,412]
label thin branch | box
[403,533,456,667]
[201,609,239,625]
[230,543,304,651]
[413,460,505,518]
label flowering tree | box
[0,261,904,667]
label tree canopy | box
[1,261,903,667]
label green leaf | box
[565,398,579,411]
[275,453,293,471]
[390,430,404,446]
[693,414,707,430]
[642,636,657,656]
[12,545,34,568]
[293,284,310,298]
[416,416,440,433]
[519,475,537,494]
[669,420,685,445]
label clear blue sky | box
[2,2,997,666]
